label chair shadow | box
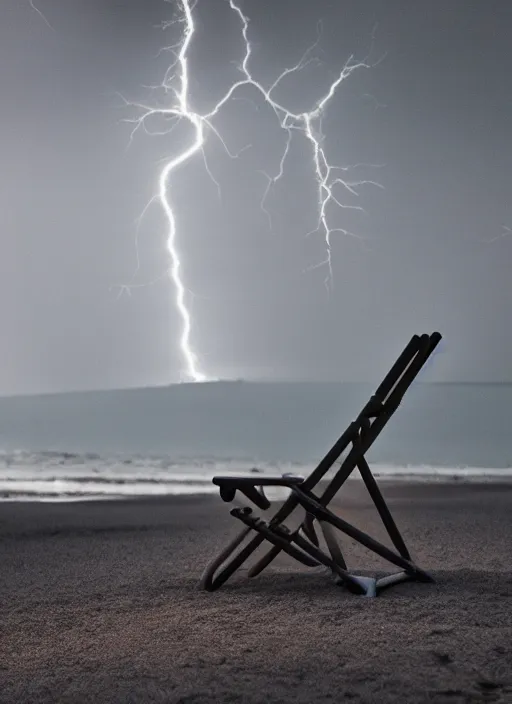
[189,567,512,601]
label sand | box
[1,481,511,703]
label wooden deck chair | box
[200,332,442,597]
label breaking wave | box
[1,450,511,502]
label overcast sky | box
[1,0,511,394]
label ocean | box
[0,381,511,500]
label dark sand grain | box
[1,482,511,703]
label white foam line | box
[1,468,511,503]
[0,480,219,496]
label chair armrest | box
[212,474,304,510]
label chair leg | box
[246,517,321,579]
[200,530,266,591]
[246,545,282,578]
[292,487,434,583]
[319,521,348,570]
[200,507,322,591]
[356,456,411,560]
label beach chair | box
[200,332,442,597]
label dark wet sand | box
[1,482,512,703]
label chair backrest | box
[318,331,442,505]
[270,332,442,523]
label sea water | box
[0,381,510,500]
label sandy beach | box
[1,481,511,703]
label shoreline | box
[2,473,512,503]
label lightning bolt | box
[29,0,54,30]
[123,0,380,382]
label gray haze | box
[1,0,511,395]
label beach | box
[1,481,511,703]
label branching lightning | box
[483,225,512,244]
[122,0,381,382]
